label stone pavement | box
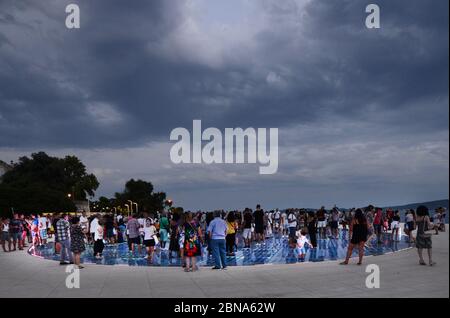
[0,227,448,298]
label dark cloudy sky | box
[0,0,448,210]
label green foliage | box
[114,179,167,213]
[0,152,99,216]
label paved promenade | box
[0,227,448,298]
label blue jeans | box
[210,239,227,269]
[60,239,73,263]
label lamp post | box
[124,204,130,216]
[127,200,134,213]
[127,200,139,214]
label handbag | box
[422,218,434,237]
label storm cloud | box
[0,0,448,210]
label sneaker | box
[211,266,221,270]
[222,267,227,270]
[59,261,69,265]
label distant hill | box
[384,199,449,223]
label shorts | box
[255,224,264,234]
[144,239,155,247]
[391,221,400,229]
[295,247,306,256]
[330,221,338,229]
[2,232,10,241]
[11,232,21,241]
[129,237,141,245]
[406,221,415,231]
[317,220,327,228]
[373,224,382,233]
[243,228,252,239]
[40,229,48,240]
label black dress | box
[351,222,368,244]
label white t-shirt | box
[143,225,156,240]
[90,218,99,234]
[38,217,47,230]
[95,226,103,241]
[297,235,309,248]
[405,214,414,223]
[274,211,281,220]
[80,216,89,229]
[288,213,297,228]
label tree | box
[114,179,166,213]
[0,152,99,216]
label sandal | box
[419,261,427,265]
[339,261,348,265]
[357,262,362,265]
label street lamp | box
[67,193,72,199]
[124,204,130,216]
[127,200,134,213]
[127,200,138,214]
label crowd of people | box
[1,205,446,269]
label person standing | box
[79,211,89,240]
[373,208,384,244]
[391,211,401,241]
[208,211,228,270]
[253,204,265,244]
[273,209,281,234]
[159,212,170,249]
[405,209,416,243]
[93,221,105,259]
[9,213,23,251]
[126,214,141,254]
[89,214,99,244]
[225,212,238,256]
[242,208,253,248]
[340,209,368,265]
[316,207,327,239]
[287,210,297,238]
[143,218,157,262]
[415,205,435,266]
[20,214,28,248]
[183,212,203,272]
[1,218,11,252]
[38,213,48,245]
[70,217,85,269]
[52,213,61,254]
[330,207,340,239]
[306,212,317,248]
[56,214,73,265]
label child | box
[295,230,313,261]
[143,218,157,262]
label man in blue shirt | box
[207,211,228,270]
